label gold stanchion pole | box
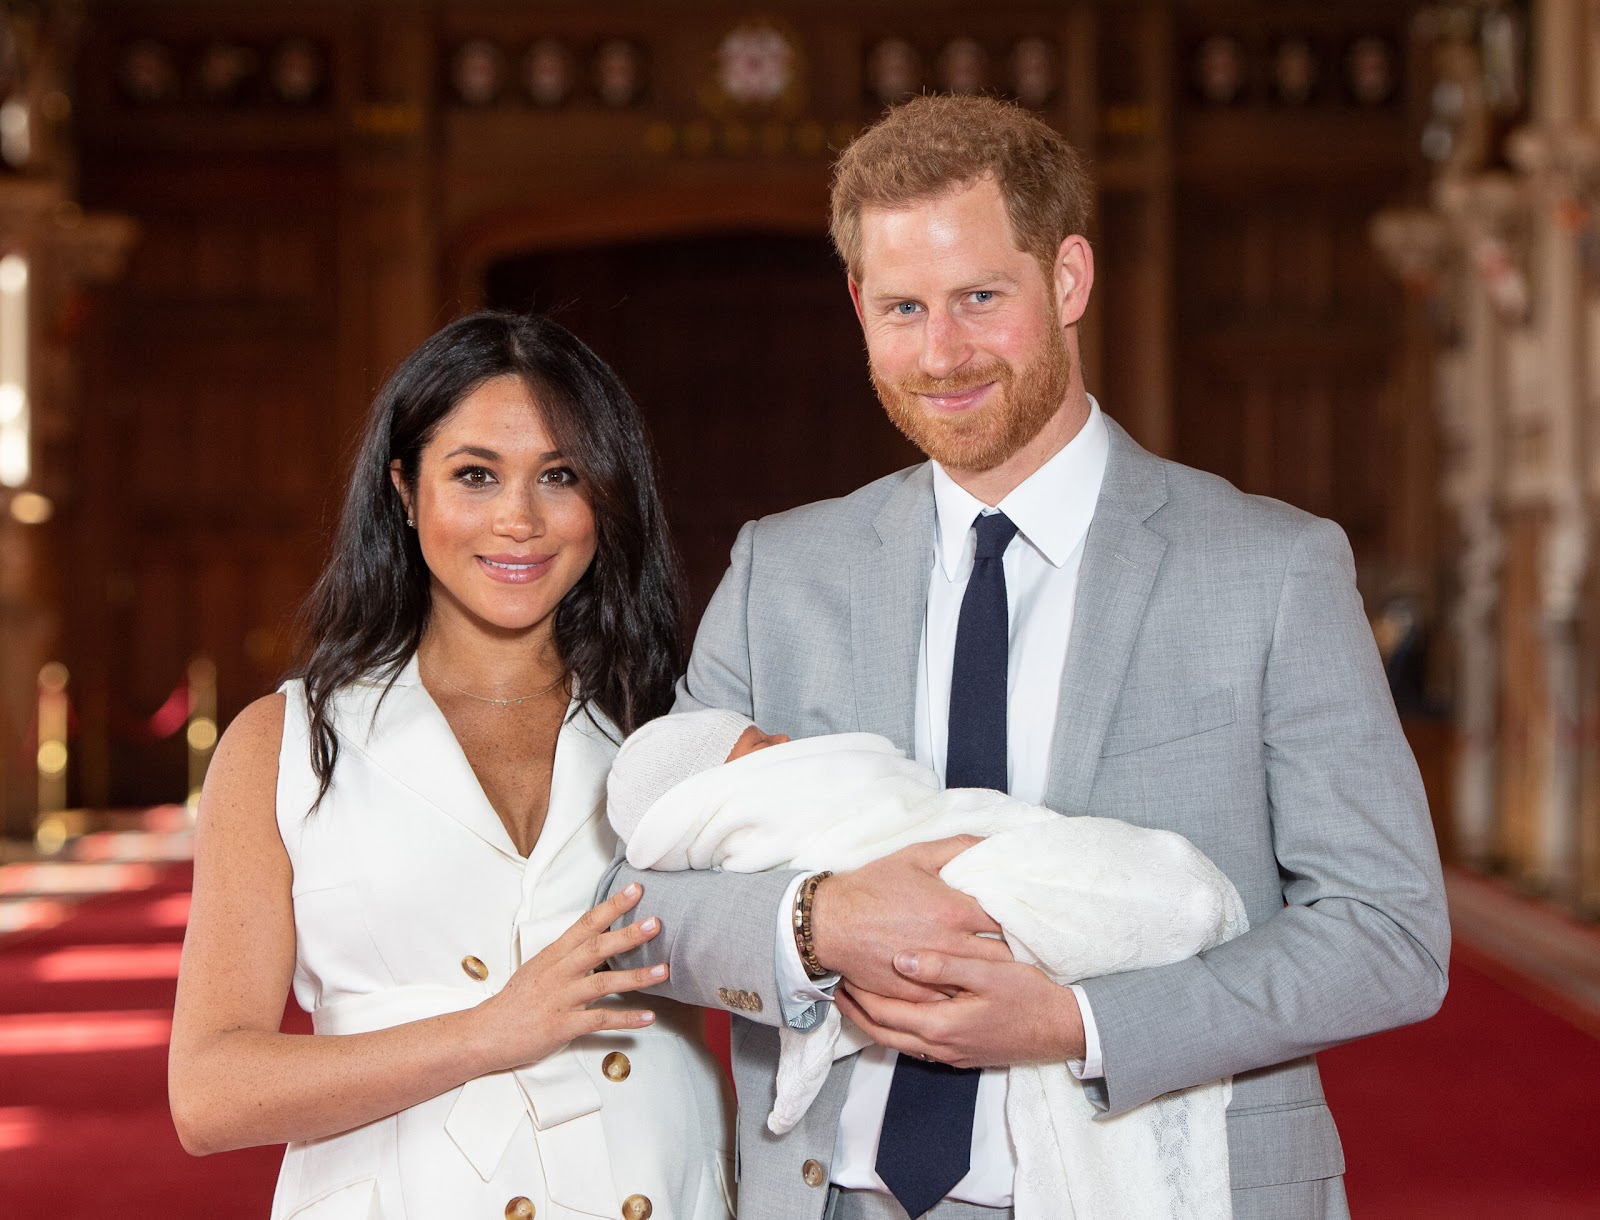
[185,657,217,814]
[34,661,69,853]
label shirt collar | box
[931,396,1110,579]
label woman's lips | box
[476,553,554,584]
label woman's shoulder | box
[220,693,288,756]
[198,693,288,827]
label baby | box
[607,709,1247,1220]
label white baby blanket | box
[614,731,1247,1220]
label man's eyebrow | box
[866,272,1019,303]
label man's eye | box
[971,290,995,304]
[893,301,920,316]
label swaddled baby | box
[607,710,1248,1220]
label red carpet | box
[1,857,1596,1218]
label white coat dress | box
[270,659,734,1220]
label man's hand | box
[834,950,1086,1068]
[810,836,1010,1002]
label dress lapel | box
[851,466,935,753]
[522,704,617,884]
[334,656,523,863]
[1044,420,1170,815]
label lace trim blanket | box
[615,732,1246,1220]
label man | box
[608,95,1449,1220]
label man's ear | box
[388,460,413,522]
[847,275,867,329]
[1054,235,1095,328]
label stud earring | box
[406,517,415,528]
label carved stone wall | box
[1376,0,1600,913]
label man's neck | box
[944,390,1092,506]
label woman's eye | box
[454,465,494,486]
[539,466,579,486]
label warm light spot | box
[31,943,183,982]
[186,717,218,751]
[0,1010,170,1055]
[8,490,50,523]
[0,861,160,897]
[0,897,68,936]
[0,253,29,293]
[38,661,67,692]
[32,813,66,856]
[0,383,21,423]
[144,892,192,928]
[0,1106,42,1151]
[36,739,67,776]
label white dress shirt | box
[774,400,1110,1205]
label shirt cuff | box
[1066,984,1104,1080]
[774,872,839,1030]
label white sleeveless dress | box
[270,658,734,1220]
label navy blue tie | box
[875,510,1018,1220]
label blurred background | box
[0,0,1596,1216]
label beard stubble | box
[870,324,1074,473]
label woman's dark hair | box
[290,310,686,807]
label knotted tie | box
[875,509,1018,1220]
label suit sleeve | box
[600,521,804,1029]
[1077,516,1451,1115]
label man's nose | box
[919,309,971,380]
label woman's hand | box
[471,882,668,1073]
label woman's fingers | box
[582,1006,657,1033]
[582,962,668,1001]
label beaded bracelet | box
[793,870,834,980]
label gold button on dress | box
[621,1194,653,1219]
[504,1197,535,1219]
[602,1051,631,1082]
[461,954,489,981]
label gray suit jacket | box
[608,419,1449,1219]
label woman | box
[168,312,733,1219]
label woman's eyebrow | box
[442,444,565,461]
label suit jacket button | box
[621,1194,653,1219]
[717,988,734,1008]
[745,990,762,1013]
[505,1198,535,1219]
[802,1158,826,1187]
[602,1051,631,1082]
[461,955,489,982]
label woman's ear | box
[388,460,415,527]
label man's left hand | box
[833,950,1086,1068]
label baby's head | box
[606,708,791,839]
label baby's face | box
[726,725,791,762]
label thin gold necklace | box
[430,670,564,709]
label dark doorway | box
[485,232,921,620]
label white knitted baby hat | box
[606,708,756,841]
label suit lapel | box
[1045,420,1170,814]
[850,466,935,753]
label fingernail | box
[624,882,641,898]
[895,951,919,975]
[640,917,659,933]
[640,1011,656,1024]
[649,964,668,979]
